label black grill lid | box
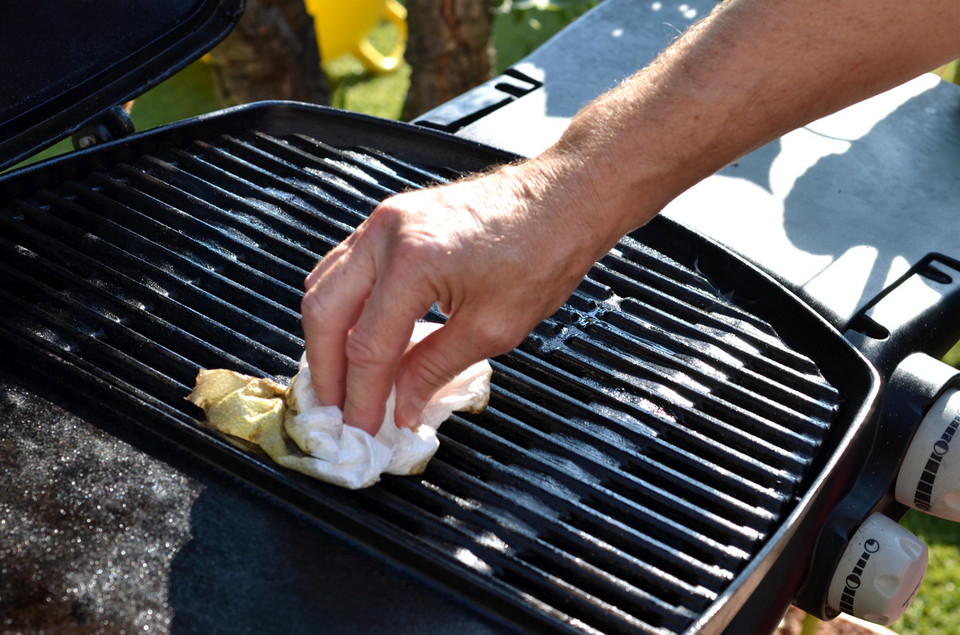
[0,0,244,171]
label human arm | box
[302,0,960,434]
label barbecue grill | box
[3,1,960,634]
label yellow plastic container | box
[305,0,407,74]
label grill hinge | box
[72,105,135,150]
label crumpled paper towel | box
[187,322,492,489]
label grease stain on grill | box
[453,547,495,575]
[0,120,843,635]
[308,162,377,189]
[578,404,661,441]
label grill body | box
[0,103,879,634]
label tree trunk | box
[402,0,495,121]
[207,0,329,106]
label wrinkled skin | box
[302,0,960,435]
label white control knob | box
[896,388,960,519]
[826,513,927,625]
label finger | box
[340,263,437,434]
[393,313,524,428]
[301,245,374,410]
[304,224,364,289]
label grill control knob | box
[896,388,960,520]
[826,513,927,626]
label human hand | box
[301,157,620,435]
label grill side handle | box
[845,253,960,379]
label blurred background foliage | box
[22,0,600,165]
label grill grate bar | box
[283,136,459,188]
[495,349,789,511]
[432,427,737,590]
[602,241,782,344]
[556,337,815,470]
[181,137,384,214]
[488,367,776,533]
[375,463,704,633]
[81,170,308,308]
[134,154,331,267]
[0,263,194,404]
[563,286,838,425]
[11,190,303,372]
[472,380,770,551]
[102,164,318,288]
[220,132,405,201]
[437,404,751,573]
[423,451,727,605]
[506,342,804,497]
[578,317,830,443]
[0,227,288,388]
[587,252,839,403]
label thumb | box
[393,318,514,428]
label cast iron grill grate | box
[0,118,840,634]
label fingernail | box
[399,398,424,429]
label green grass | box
[894,510,960,633]
[129,60,221,129]
[321,2,598,116]
[18,59,221,168]
[494,2,598,72]
[324,21,410,119]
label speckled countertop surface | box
[0,376,507,634]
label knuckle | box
[372,201,448,260]
[390,241,441,278]
[300,287,326,320]
[472,317,526,357]
[304,262,328,290]
[368,197,410,233]
[405,351,455,393]
[344,330,385,370]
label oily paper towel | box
[188,322,492,489]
